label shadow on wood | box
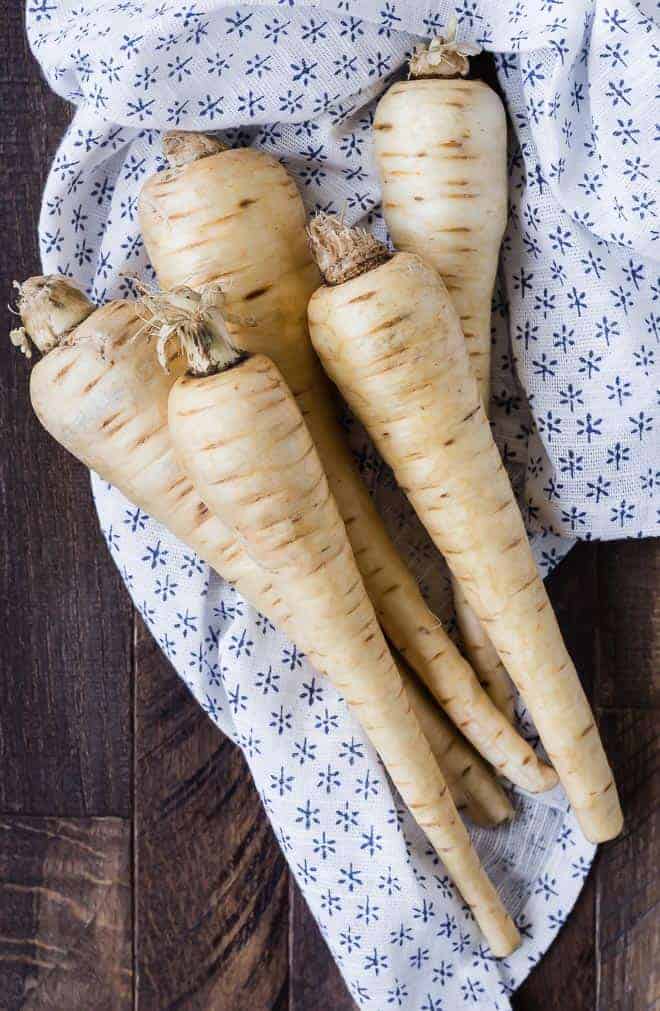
[135,618,289,1010]
[597,709,659,1010]
[0,817,131,1010]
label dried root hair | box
[307,212,390,286]
[10,276,94,357]
[137,281,251,376]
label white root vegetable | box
[163,308,520,954]
[400,664,513,828]
[374,22,515,720]
[307,217,623,844]
[137,134,554,793]
[12,275,504,825]
[451,590,517,721]
[13,279,295,624]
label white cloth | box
[28,1,658,1007]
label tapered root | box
[401,666,514,827]
[169,353,520,954]
[453,578,517,722]
[307,250,622,842]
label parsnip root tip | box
[409,16,482,79]
[162,130,228,169]
[307,212,390,286]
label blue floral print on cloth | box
[27,1,657,1007]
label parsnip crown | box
[410,17,481,79]
[11,275,93,357]
[307,213,390,286]
[139,282,248,376]
[162,131,228,169]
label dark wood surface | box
[1,11,658,1009]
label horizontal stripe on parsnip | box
[375,21,516,721]
[138,133,552,793]
[162,301,520,955]
[307,215,623,844]
[12,274,507,828]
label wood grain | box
[0,5,132,817]
[598,539,660,708]
[596,709,659,1010]
[0,816,131,1010]
[134,617,289,1010]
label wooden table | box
[1,10,658,1008]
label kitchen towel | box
[27,1,657,1007]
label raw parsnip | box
[374,21,515,720]
[450,586,517,722]
[138,134,554,793]
[399,664,513,828]
[11,279,297,628]
[12,275,506,825]
[307,217,623,844]
[375,22,505,395]
[163,309,519,954]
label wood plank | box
[134,618,289,1009]
[289,880,356,1011]
[594,539,660,1009]
[0,7,132,816]
[597,539,660,708]
[0,815,131,1010]
[596,709,659,1010]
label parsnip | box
[138,134,554,793]
[375,22,503,396]
[307,217,623,844]
[400,664,513,828]
[163,306,519,954]
[12,275,506,825]
[374,22,515,720]
[12,279,293,626]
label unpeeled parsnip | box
[307,218,623,843]
[374,22,515,720]
[399,664,513,827]
[12,279,290,620]
[137,133,554,793]
[163,314,519,954]
[12,275,507,827]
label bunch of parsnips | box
[12,25,622,958]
